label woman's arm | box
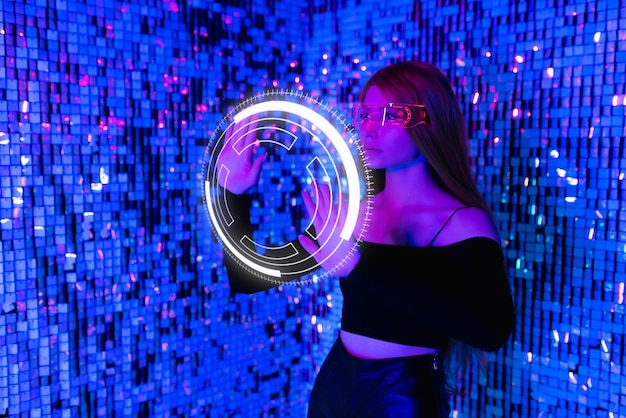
[352,239,515,351]
[218,191,319,294]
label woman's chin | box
[363,156,384,170]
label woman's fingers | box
[245,114,260,145]
[227,114,257,162]
[240,114,260,158]
[303,189,317,222]
[222,114,259,156]
[314,183,331,229]
[303,182,331,236]
[214,114,266,194]
[250,152,266,178]
[302,182,347,247]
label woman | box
[215,61,515,417]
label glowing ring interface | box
[203,92,367,285]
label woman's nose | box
[358,119,378,139]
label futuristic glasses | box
[352,103,429,128]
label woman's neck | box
[375,158,442,208]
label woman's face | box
[358,86,421,170]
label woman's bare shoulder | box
[433,206,501,246]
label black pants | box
[308,338,451,418]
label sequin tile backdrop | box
[0,0,625,417]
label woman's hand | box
[298,182,360,278]
[215,114,266,195]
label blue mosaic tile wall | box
[0,0,625,417]
[0,0,312,416]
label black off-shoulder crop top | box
[340,238,515,351]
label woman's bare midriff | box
[340,330,439,359]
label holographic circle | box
[202,90,372,286]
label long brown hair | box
[359,61,493,391]
[359,61,490,213]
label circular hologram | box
[202,90,371,285]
